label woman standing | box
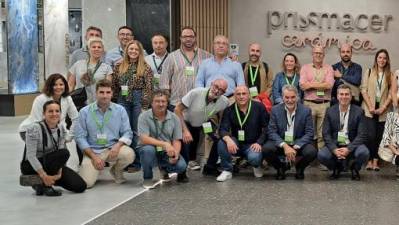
[360,49,394,171]
[112,40,153,170]
[272,53,302,104]
[21,100,86,196]
[68,37,113,104]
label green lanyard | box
[90,104,112,133]
[249,65,259,86]
[234,101,252,129]
[284,74,296,86]
[376,72,385,92]
[204,89,217,119]
[180,49,197,66]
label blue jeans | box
[138,145,187,180]
[119,90,142,167]
[217,137,263,172]
[318,145,369,171]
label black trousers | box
[181,123,202,163]
[365,115,385,160]
[21,149,86,193]
[262,140,317,171]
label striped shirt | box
[160,48,211,106]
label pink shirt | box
[300,63,335,101]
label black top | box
[220,100,269,144]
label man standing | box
[216,86,269,182]
[241,43,274,98]
[174,79,229,173]
[263,85,317,180]
[196,35,245,99]
[145,33,169,91]
[69,26,102,68]
[331,43,363,106]
[318,84,369,180]
[160,26,211,110]
[300,46,334,150]
[137,90,188,189]
[75,79,135,188]
[104,26,134,68]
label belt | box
[305,99,330,104]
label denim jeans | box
[217,137,263,172]
[318,145,369,171]
[138,145,187,180]
[118,90,142,167]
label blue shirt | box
[74,102,133,153]
[195,57,245,96]
[272,72,303,104]
[104,46,123,68]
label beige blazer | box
[360,68,391,121]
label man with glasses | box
[105,26,134,68]
[300,46,334,152]
[69,26,103,68]
[196,35,245,102]
[160,26,211,111]
[216,86,269,182]
[174,79,229,174]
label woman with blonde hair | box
[112,40,153,171]
[361,49,394,171]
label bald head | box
[208,78,228,99]
[312,46,325,65]
[213,35,229,57]
[248,43,262,63]
[340,43,352,63]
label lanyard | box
[44,122,60,150]
[180,49,197,66]
[339,111,348,131]
[204,89,217,118]
[87,60,102,79]
[234,101,252,129]
[313,66,324,82]
[339,64,350,77]
[286,113,295,130]
[152,53,168,74]
[284,74,296,86]
[249,65,259,86]
[152,116,166,139]
[90,104,112,133]
[376,72,385,92]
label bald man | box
[174,79,229,173]
[196,35,245,99]
[300,46,334,151]
[331,43,363,106]
[216,85,270,181]
[242,43,274,98]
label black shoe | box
[295,169,305,180]
[329,169,341,180]
[351,169,360,181]
[32,184,44,196]
[43,186,62,196]
[177,172,189,183]
[202,165,220,176]
[275,168,286,180]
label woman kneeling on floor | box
[379,111,399,178]
[20,100,86,196]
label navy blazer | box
[322,104,366,152]
[268,103,314,148]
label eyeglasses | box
[212,84,226,94]
[119,33,132,37]
[312,52,324,56]
[181,35,195,39]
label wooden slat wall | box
[179,0,228,52]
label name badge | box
[337,131,348,145]
[184,66,195,76]
[156,146,163,152]
[202,122,213,134]
[249,86,258,97]
[121,85,128,96]
[316,90,325,96]
[238,130,245,141]
[376,96,381,103]
[96,133,108,145]
[154,74,161,85]
[284,131,294,144]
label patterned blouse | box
[112,63,153,109]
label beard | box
[250,55,259,62]
[341,56,351,63]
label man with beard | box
[331,44,363,106]
[160,26,211,111]
[105,26,134,68]
[241,43,274,98]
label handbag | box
[70,87,87,110]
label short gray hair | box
[282,84,298,96]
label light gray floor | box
[0,116,146,225]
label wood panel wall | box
[179,0,229,52]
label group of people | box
[18,25,399,196]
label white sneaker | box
[188,161,201,171]
[142,179,159,189]
[216,171,232,182]
[253,167,264,178]
[110,166,127,184]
